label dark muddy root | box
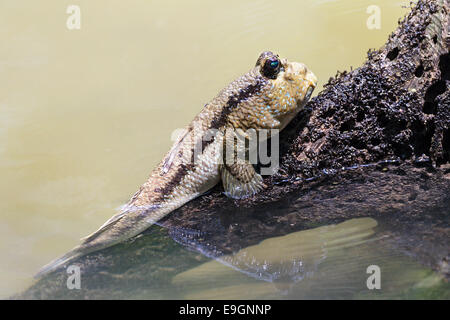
[165,0,450,240]
[162,0,450,274]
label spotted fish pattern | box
[36,51,317,277]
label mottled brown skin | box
[36,51,317,277]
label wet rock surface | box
[16,0,449,299]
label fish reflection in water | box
[166,218,379,298]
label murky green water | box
[2,0,448,299]
[168,218,447,300]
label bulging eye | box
[262,57,281,79]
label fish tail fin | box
[34,206,163,279]
[34,246,83,279]
[34,196,198,279]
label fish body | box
[36,51,317,277]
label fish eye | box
[270,60,279,68]
[262,57,281,79]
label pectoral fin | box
[220,161,265,199]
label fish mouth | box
[296,85,315,110]
[305,85,315,101]
[304,72,317,101]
